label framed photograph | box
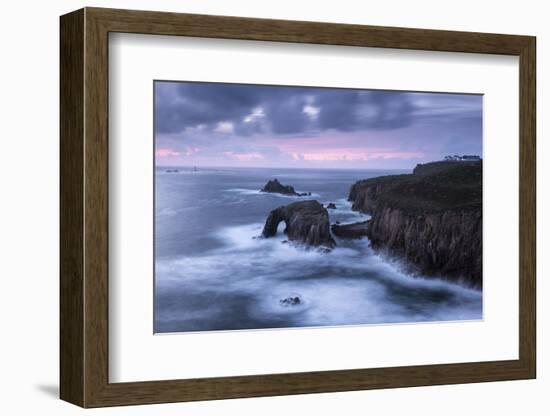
[60,7,536,407]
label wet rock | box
[262,200,335,249]
[326,203,337,209]
[331,220,370,239]
[280,296,301,306]
[348,160,482,288]
[260,179,309,196]
[260,179,297,195]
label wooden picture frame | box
[60,7,536,408]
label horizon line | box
[154,163,416,171]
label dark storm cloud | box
[155,82,263,134]
[263,94,312,134]
[155,82,313,135]
[155,81,482,137]
[314,90,415,131]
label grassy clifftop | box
[348,160,483,287]
[350,160,482,214]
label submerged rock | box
[331,220,370,239]
[260,179,310,196]
[262,200,336,249]
[280,296,302,307]
[326,203,337,209]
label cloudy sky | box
[155,81,482,169]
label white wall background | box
[0,0,545,414]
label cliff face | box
[349,161,482,288]
[367,207,482,287]
[331,220,370,239]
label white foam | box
[225,188,320,198]
[251,278,388,326]
[155,195,481,332]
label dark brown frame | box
[60,7,536,408]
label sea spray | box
[155,167,481,333]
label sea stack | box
[348,160,482,288]
[262,200,335,249]
[260,179,310,196]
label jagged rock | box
[348,161,482,288]
[262,200,335,249]
[280,296,301,306]
[326,203,337,209]
[331,221,370,239]
[260,179,309,196]
[260,179,297,195]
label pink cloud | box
[223,151,264,162]
[156,148,181,157]
[293,148,424,162]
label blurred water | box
[154,166,482,333]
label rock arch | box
[261,200,335,249]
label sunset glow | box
[155,81,482,169]
[156,148,181,157]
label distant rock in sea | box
[262,200,335,249]
[348,160,482,288]
[280,296,302,306]
[165,169,179,173]
[260,179,310,196]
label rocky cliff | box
[262,200,335,249]
[349,161,482,288]
[331,220,370,239]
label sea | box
[154,166,482,333]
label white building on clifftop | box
[444,155,481,161]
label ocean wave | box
[155,215,482,333]
[225,188,321,198]
[323,198,369,223]
[155,168,482,333]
